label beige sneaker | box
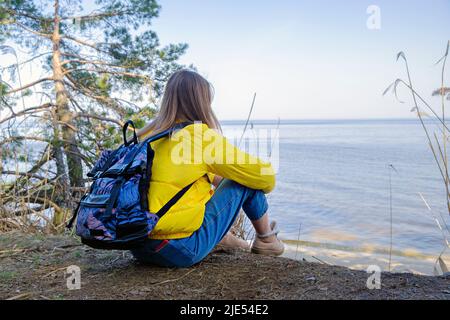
[251,221,284,256]
[219,232,250,251]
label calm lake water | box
[222,119,450,274]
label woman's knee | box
[217,179,268,220]
[242,189,269,221]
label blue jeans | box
[131,179,268,267]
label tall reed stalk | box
[384,41,450,274]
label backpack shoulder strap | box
[155,181,195,218]
[143,122,193,144]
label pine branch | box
[3,8,51,23]
[64,75,127,116]
[63,67,150,80]
[61,58,134,70]
[62,9,133,22]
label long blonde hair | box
[138,70,221,137]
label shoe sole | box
[251,246,284,256]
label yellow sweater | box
[143,123,275,240]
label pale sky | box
[151,0,450,120]
[1,1,449,121]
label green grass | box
[0,271,17,281]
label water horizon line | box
[219,116,428,124]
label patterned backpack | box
[67,120,193,250]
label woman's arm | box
[204,129,276,193]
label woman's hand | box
[212,175,223,188]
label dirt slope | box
[0,232,449,300]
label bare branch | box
[3,145,53,194]
[0,103,54,125]
[61,52,99,61]
[5,77,54,95]
[61,35,109,54]
[63,148,94,168]
[0,136,48,146]
[0,135,77,147]
[1,171,47,180]
[0,52,52,71]
[74,113,124,126]
[14,22,52,39]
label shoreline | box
[0,232,449,300]
[282,241,448,276]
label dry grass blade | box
[387,164,397,272]
[231,210,247,240]
[382,80,396,96]
[434,249,450,276]
[6,292,32,300]
[396,51,406,62]
[434,40,449,66]
[238,92,257,148]
[295,223,302,260]
[151,268,196,286]
[311,256,330,265]
[383,79,404,103]
[418,192,450,239]
[268,117,281,158]
[0,248,25,254]
[43,266,68,278]
[439,257,449,274]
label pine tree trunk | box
[52,0,83,189]
[51,0,83,226]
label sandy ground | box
[0,232,449,300]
